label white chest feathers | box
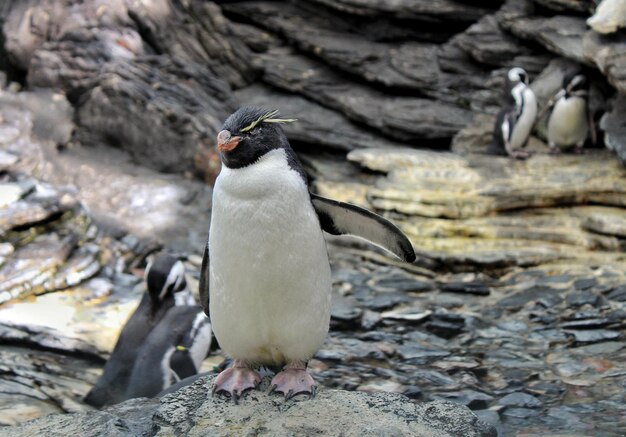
[208,149,332,366]
[508,83,537,151]
[548,96,588,147]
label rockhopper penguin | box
[200,107,416,400]
[84,253,199,407]
[489,67,537,159]
[546,72,596,154]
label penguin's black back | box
[124,306,208,400]
[83,292,175,407]
[488,105,515,155]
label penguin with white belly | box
[200,107,416,401]
[124,305,213,399]
[546,72,596,154]
[84,253,194,407]
[489,67,537,159]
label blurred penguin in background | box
[489,67,537,159]
[84,253,198,407]
[124,305,212,399]
[546,71,596,154]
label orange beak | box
[217,130,241,152]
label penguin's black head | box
[563,72,587,93]
[145,253,187,302]
[217,106,296,169]
[507,67,529,86]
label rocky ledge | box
[5,375,495,437]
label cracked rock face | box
[8,375,496,437]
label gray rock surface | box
[235,85,400,151]
[304,0,493,22]
[75,56,234,174]
[260,48,472,142]
[583,31,626,94]
[6,375,496,437]
[455,15,534,67]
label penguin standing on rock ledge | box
[200,107,415,401]
[546,72,596,154]
[489,67,537,159]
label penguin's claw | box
[269,368,316,400]
[212,366,261,401]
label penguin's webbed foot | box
[509,149,530,160]
[548,143,560,155]
[269,363,316,400]
[212,360,261,403]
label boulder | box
[7,375,496,437]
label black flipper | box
[199,242,210,317]
[310,193,416,263]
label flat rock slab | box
[6,375,496,437]
[313,148,626,268]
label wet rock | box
[434,390,495,410]
[360,310,382,330]
[587,0,626,34]
[565,329,622,344]
[382,308,432,323]
[501,407,539,418]
[396,344,451,365]
[497,392,543,408]
[560,318,611,329]
[426,313,468,338]
[369,271,435,293]
[606,285,626,302]
[316,337,386,361]
[440,281,491,296]
[497,286,561,311]
[565,290,600,307]
[331,294,363,325]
